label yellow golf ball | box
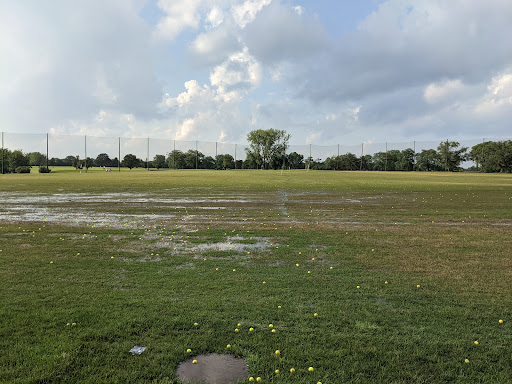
[290,368,295,373]
[249,377,254,381]
[308,367,314,372]
[192,360,198,364]
[275,350,280,355]
[186,349,192,353]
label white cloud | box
[475,73,512,114]
[209,48,262,101]
[424,79,465,104]
[175,118,196,140]
[206,6,224,29]
[231,0,272,28]
[154,0,203,40]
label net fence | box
[1,132,510,169]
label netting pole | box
[215,142,218,170]
[1,131,3,174]
[360,142,364,171]
[445,139,449,171]
[413,141,416,153]
[337,144,340,170]
[385,142,388,171]
[147,137,149,170]
[481,138,485,171]
[195,141,198,169]
[173,140,176,169]
[46,133,49,171]
[235,144,237,169]
[85,135,87,173]
[118,137,121,172]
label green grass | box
[0,170,511,383]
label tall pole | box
[196,141,198,169]
[481,138,485,171]
[215,142,218,170]
[173,140,176,169]
[118,137,121,172]
[337,144,340,170]
[235,144,237,169]
[46,133,49,171]
[360,142,364,171]
[1,132,3,174]
[85,135,87,173]
[385,142,387,172]
[147,137,149,170]
[445,139,449,172]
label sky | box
[1,0,512,147]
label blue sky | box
[1,0,511,146]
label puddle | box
[177,354,248,384]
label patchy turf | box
[0,169,511,383]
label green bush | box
[15,166,31,173]
[38,166,51,173]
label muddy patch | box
[177,354,248,384]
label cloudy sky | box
[1,0,512,146]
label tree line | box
[1,132,511,173]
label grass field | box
[1,169,511,383]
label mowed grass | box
[0,170,511,383]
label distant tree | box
[1,148,13,173]
[202,156,216,169]
[184,150,203,169]
[470,140,512,173]
[153,154,166,170]
[416,149,442,171]
[9,150,30,173]
[122,154,139,169]
[222,154,234,169]
[215,154,224,170]
[287,152,305,169]
[395,148,415,171]
[84,157,94,169]
[72,156,81,169]
[360,155,373,171]
[167,150,185,169]
[243,150,262,169]
[437,141,468,171]
[28,152,47,166]
[94,153,112,167]
[246,128,290,170]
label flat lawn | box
[0,170,511,383]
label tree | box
[287,152,304,169]
[167,150,185,169]
[72,155,81,169]
[184,150,203,169]
[202,156,216,169]
[470,140,512,173]
[9,150,30,173]
[395,148,415,171]
[94,153,112,167]
[28,152,47,166]
[416,149,442,171]
[222,154,234,169]
[122,154,139,169]
[153,154,166,170]
[246,128,290,170]
[437,141,468,171]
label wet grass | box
[0,170,511,383]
